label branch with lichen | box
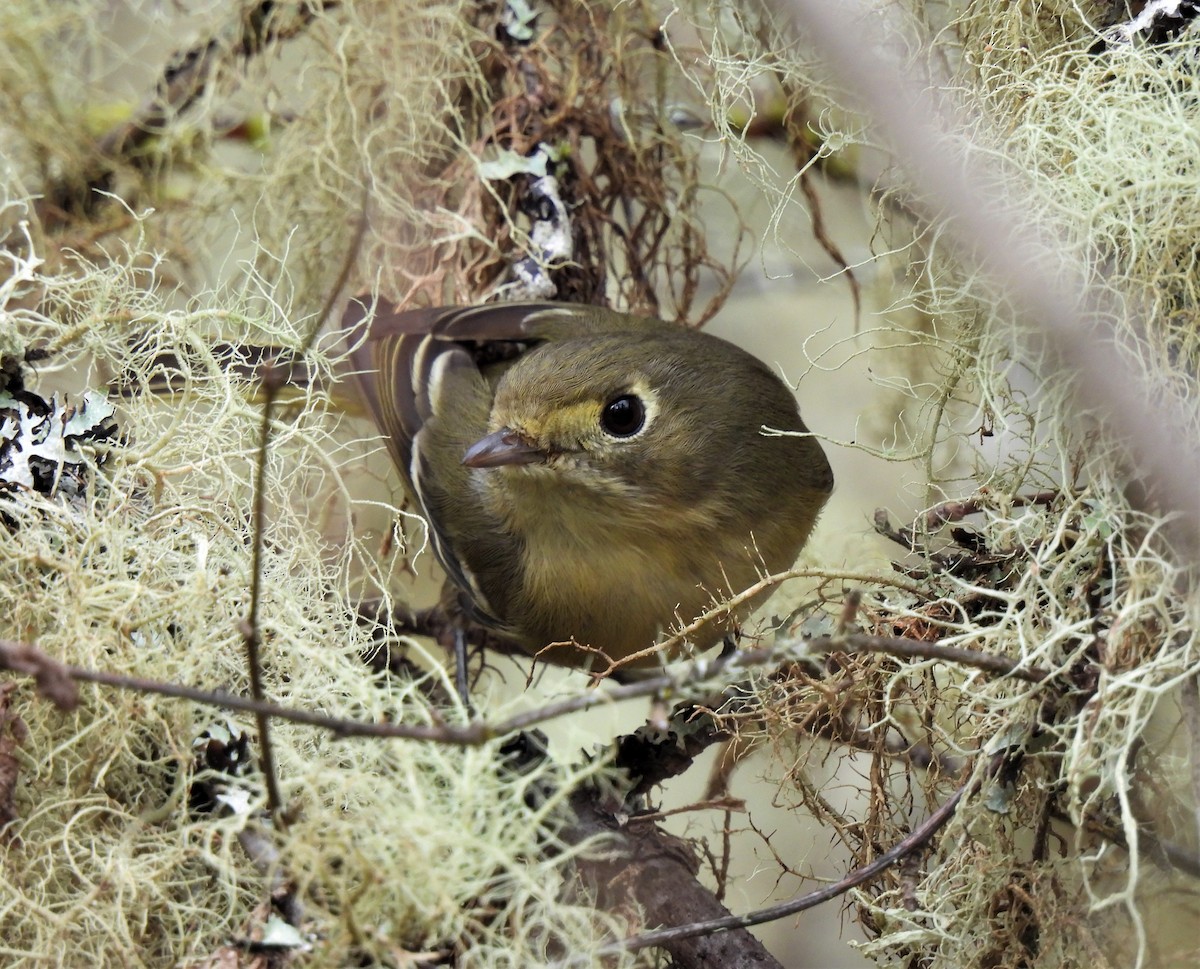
[4,1,1200,967]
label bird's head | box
[463,333,667,504]
[460,328,824,532]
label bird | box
[344,298,833,672]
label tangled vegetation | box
[0,1,1197,967]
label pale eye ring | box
[600,394,646,437]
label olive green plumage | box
[345,299,833,668]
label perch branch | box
[1,622,1049,743]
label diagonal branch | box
[560,764,977,964]
[98,1,340,159]
[774,0,1200,552]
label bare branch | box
[605,566,929,674]
[0,639,78,711]
[0,636,677,743]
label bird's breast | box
[504,499,772,664]
[476,468,807,665]
[514,522,709,662]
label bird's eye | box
[600,394,646,437]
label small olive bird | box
[344,298,833,670]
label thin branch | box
[0,639,79,710]
[604,566,929,674]
[0,626,1049,744]
[7,634,1193,888]
[241,377,285,817]
[217,181,372,821]
[919,490,1063,531]
[798,166,861,321]
[804,632,1052,683]
[0,637,678,742]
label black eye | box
[600,394,645,437]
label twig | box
[605,566,928,674]
[798,165,862,322]
[12,635,1189,892]
[241,372,286,818]
[0,639,79,710]
[919,490,1063,531]
[873,508,922,553]
[0,637,679,742]
[236,184,368,821]
[623,779,967,951]
[836,588,863,635]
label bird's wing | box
[343,297,550,631]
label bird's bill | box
[462,428,545,468]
